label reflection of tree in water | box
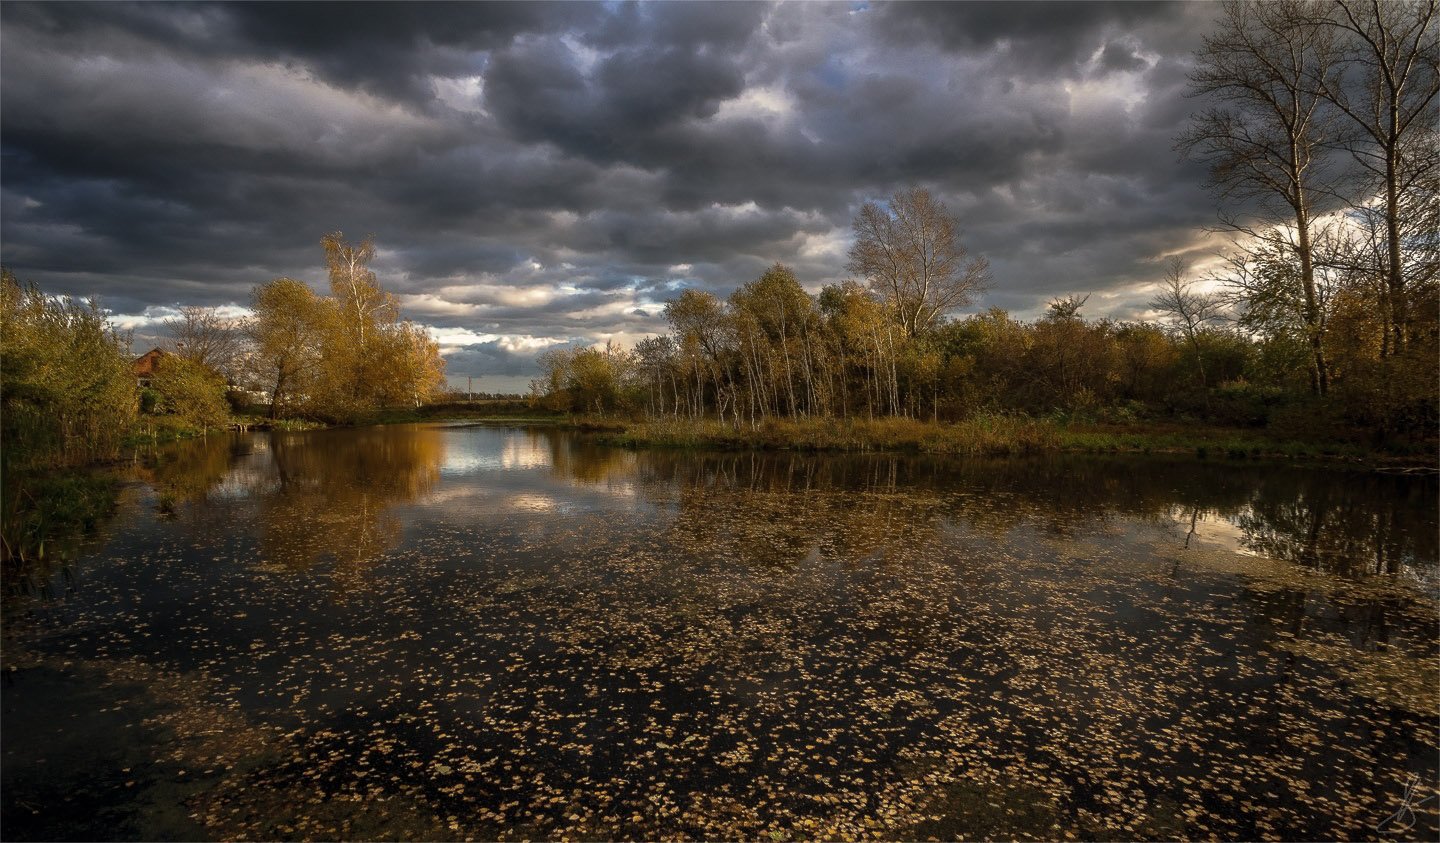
[144,426,446,594]
[137,434,247,514]
[544,433,637,486]
[257,426,445,593]
[625,449,1436,581]
[1235,473,1437,579]
[635,450,947,567]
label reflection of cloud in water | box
[441,429,552,475]
[1169,506,1263,557]
[503,492,563,514]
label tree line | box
[534,0,1437,442]
[1178,0,1437,395]
[1,233,445,470]
[531,237,1430,440]
[152,231,446,427]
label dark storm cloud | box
[0,0,1226,383]
[221,1,599,100]
[483,38,749,164]
[870,1,1201,75]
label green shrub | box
[0,271,137,470]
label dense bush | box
[149,355,231,432]
[0,270,137,469]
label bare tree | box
[1150,257,1225,406]
[1314,0,1439,352]
[847,186,990,338]
[1179,0,1339,394]
[164,304,244,377]
[1045,293,1091,321]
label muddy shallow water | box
[3,423,1437,840]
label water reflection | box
[135,434,239,514]
[132,428,1439,588]
[261,426,444,588]
[4,424,1436,841]
[140,425,445,593]
[626,449,1437,582]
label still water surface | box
[3,423,1437,840]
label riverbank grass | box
[598,415,1432,464]
[602,415,1060,456]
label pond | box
[2,423,1437,840]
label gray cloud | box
[0,0,1225,384]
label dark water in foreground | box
[2,423,1437,841]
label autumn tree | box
[634,335,680,417]
[307,232,442,421]
[369,320,446,409]
[532,342,635,415]
[822,282,902,417]
[245,237,444,422]
[847,187,990,339]
[729,265,820,419]
[317,233,394,413]
[322,232,397,349]
[0,269,136,466]
[663,289,731,420]
[248,277,325,418]
[149,354,230,433]
[1024,295,1119,411]
[1179,0,1339,394]
[531,346,575,412]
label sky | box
[0,1,1229,393]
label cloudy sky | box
[1,1,1227,392]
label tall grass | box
[602,413,1061,456]
[1,469,118,564]
[597,414,1431,464]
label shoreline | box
[356,410,1437,471]
[121,405,1428,471]
[594,418,1437,469]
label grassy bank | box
[595,415,1436,466]
[365,400,568,426]
[345,402,1434,466]
[600,415,1059,457]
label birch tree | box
[847,187,990,339]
